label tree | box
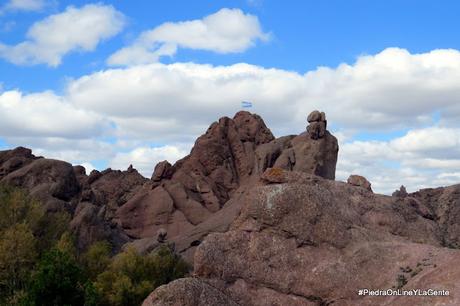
[56,231,77,259]
[95,246,190,306]
[0,185,43,231]
[150,245,190,287]
[0,223,37,300]
[81,241,112,280]
[27,249,87,306]
[0,183,70,255]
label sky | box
[1,0,460,194]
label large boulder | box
[1,156,80,210]
[142,278,239,306]
[144,169,460,305]
[0,147,36,179]
[347,174,373,192]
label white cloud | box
[67,62,307,142]
[108,145,189,177]
[69,48,460,143]
[0,90,108,138]
[0,4,125,66]
[337,127,460,194]
[2,0,46,12]
[79,162,96,174]
[108,8,269,66]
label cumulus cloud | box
[108,145,189,177]
[67,62,308,141]
[68,48,460,143]
[0,4,125,66]
[0,90,108,138]
[337,127,460,194]
[107,8,269,66]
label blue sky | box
[3,0,460,92]
[1,0,460,193]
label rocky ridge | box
[1,111,460,305]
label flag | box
[241,101,252,108]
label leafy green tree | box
[83,280,101,306]
[0,183,71,255]
[0,185,43,231]
[150,245,190,287]
[95,246,190,306]
[27,249,87,306]
[0,223,37,299]
[56,231,77,259]
[81,241,112,280]
[34,210,71,255]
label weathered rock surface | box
[410,184,460,249]
[0,148,147,251]
[3,110,460,306]
[392,185,408,197]
[1,153,80,210]
[254,111,338,180]
[347,174,372,192]
[147,169,460,305]
[118,110,339,258]
[142,278,239,306]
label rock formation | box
[146,169,460,306]
[253,111,338,180]
[2,110,460,305]
[392,185,408,198]
[306,110,327,140]
[119,110,339,258]
[347,174,373,192]
[0,148,147,251]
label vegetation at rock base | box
[0,184,190,306]
[94,245,190,306]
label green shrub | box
[95,246,190,306]
[27,249,87,306]
[82,241,112,280]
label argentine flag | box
[241,101,253,108]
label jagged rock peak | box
[393,185,408,197]
[232,111,275,145]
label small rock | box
[307,110,322,122]
[157,228,167,243]
[151,161,173,181]
[347,174,372,192]
[392,185,408,198]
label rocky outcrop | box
[2,110,460,305]
[0,146,37,178]
[0,152,80,211]
[254,111,338,179]
[392,185,408,198]
[347,174,372,192]
[147,169,460,305]
[306,110,327,140]
[151,161,174,182]
[142,278,239,306]
[0,148,147,251]
[118,110,339,258]
[410,184,460,249]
